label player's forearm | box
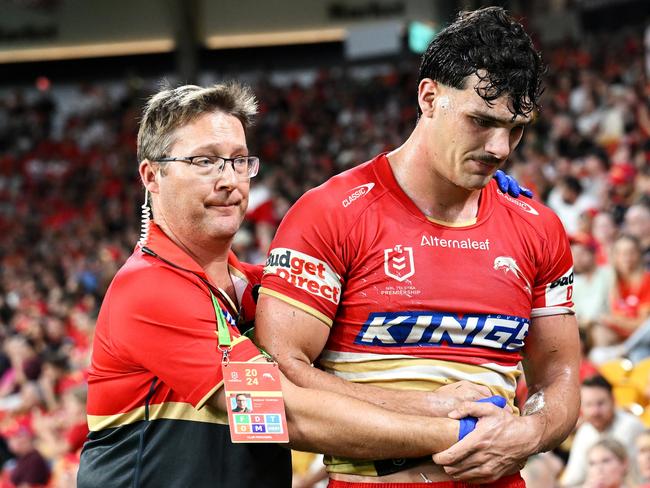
[522,314,581,456]
[282,376,459,459]
[281,355,444,416]
[522,371,580,455]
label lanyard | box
[141,246,241,364]
[210,290,232,363]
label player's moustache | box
[468,154,503,165]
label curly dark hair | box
[418,6,545,118]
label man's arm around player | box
[206,367,461,460]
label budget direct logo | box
[342,183,375,207]
[545,267,574,306]
[264,248,342,304]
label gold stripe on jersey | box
[258,287,333,326]
[326,459,381,476]
[196,383,224,411]
[87,401,229,432]
[426,216,478,227]
[228,264,249,282]
[319,353,520,407]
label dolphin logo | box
[494,256,531,295]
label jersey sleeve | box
[260,188,345,326]
[531,210,575,317]
[107,265,263,409]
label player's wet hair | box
[137,81,258,164]
[418,6,544,118]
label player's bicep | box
[255,293,331,366]
[522,314,580,389]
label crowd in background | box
[0,18,649,488]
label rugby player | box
[257,6,580,487]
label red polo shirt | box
[78,224,292,488]
[86,223,263,424]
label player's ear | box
[417,78,439,118]
[139,159,160,194]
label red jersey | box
[260,153,574,475]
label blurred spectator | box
[1,423,50,488]
[635,429,650,487]
[607,163,638,224]
[582,438,631,488]
[592,235,650,348]
[548,175,598,234]
[521,451,564,488]
[561,375,644,487]
[624,202,650,269]
[579,329,600,382]
[571,234,614,329]
[592,211,620,265]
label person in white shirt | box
[561,375,644,487]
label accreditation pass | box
[223,361,289,443]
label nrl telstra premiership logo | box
[384,245,415,282]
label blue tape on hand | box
[458,395,507,441]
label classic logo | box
[264,248,342,304]
[354,311,529,351]
[494,256,531,295]
[501,193,539,216]
[384,245,415,282]
[545,267,574,306]
[342,183,375,207]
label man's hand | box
[431,381,493,416]
[493,170,533,198]
[432,401,539,483]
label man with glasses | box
[79,82,516,488]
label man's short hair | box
[137,81,258,163]
[582,374,613,395]
[418,6,544,118]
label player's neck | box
[387,142,481,224]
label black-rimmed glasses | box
[154,156,260,178]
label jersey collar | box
[374,153,495,227]
[143,222,251,286]
[143,223,204,276]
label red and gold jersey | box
[260,153,574,475]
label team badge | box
[493,256,531,295]
[384,245,415,282]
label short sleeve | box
[107,265,262,408]
[531,211,575,318]
[260,189,345,326]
